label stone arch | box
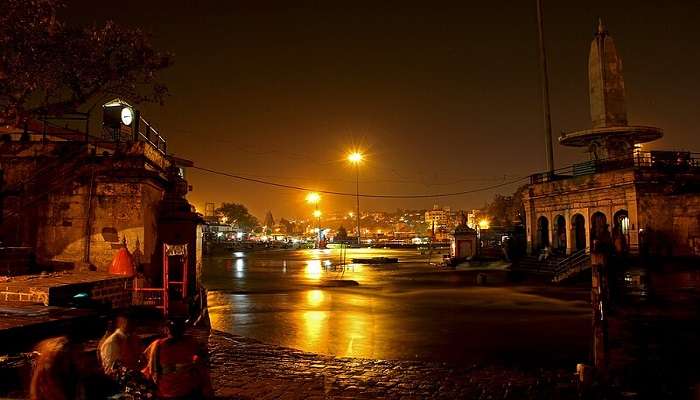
[612,209,630,254]
[553,215,566,252]
[571,214,586,251]
[536,215,550,250]
[590,211,608,244]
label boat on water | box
[351,257,399,264]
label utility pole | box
[355,164,361,246]
[536,0,555,176]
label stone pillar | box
[584,210,592,253]
[523,193,535,255]
[547,213,554,248]
[565,212,574,255]
[627,195,640,255]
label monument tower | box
[559,20,663,160]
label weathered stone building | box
[524,22,700,258]
[0,100,202,293]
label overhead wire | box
[190,165,528,199]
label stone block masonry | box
[0,272,132,308]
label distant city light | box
[478,219,490,230]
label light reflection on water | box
[304,260,322,280]
[204,248,590,365]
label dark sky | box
[66,1,700,219]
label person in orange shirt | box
[142,319,214,399]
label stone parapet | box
[0,272,132,308]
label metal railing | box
[552,249,591,283]
[530,151,700,184]
[3,112,168,158]
[133,115,167,154]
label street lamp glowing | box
[478,219,490,230]
[305,192,320,204]
[347,151,364,164]
[347,150,364,246]
[313,209,322,218]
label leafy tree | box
[0,0,172,125]
[481,185,528,227]
[335,226,348,241]
[216,203,259,231]
[484,194,512,226]
[414,221,430,236]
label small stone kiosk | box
[451,214,479,260]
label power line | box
[190,165,528,199]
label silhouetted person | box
[142,319,213,399]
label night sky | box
[65,1,700,219]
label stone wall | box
[35,180,164,272]
[0,273,132,308]
[0,141,170,272]
[637,192,700,257]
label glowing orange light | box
[306,192,320,204]
[347,151,364,164]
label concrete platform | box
[0,305,104,353]
[0,271,132,307]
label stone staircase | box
[551,249,591,283]
[512,253,565,276]
[513,249,591,283]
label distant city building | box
[424,205,452,230]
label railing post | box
[133,111,141,142]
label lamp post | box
[306,192,321,248]
[347,151,364,246]
[313,209,322,246]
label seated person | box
[99,312,144,377]
[142,319,214,399]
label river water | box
[203,248,590,367]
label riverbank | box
[208,330,579,399]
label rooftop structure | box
[559,20,663,160]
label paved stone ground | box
[208,331,580,400]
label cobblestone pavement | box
[208,331,579,400]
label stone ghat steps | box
[511,255,564,276]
